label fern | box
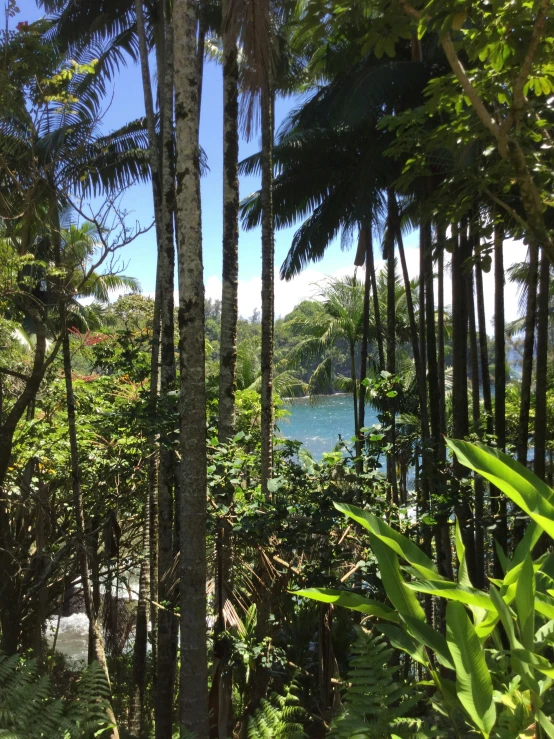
[247,681,307,738]
[329,628,434,739]
[0,654,112,738]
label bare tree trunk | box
[437,227,446,439]
[492,224,507,576]
[367,233,384,371]
[210,7,240,734]
[260,88,275,497]
[534,250,550,481]
[467,249,485,589]
[156,18,179,738]
[451,221,476,580]
[60,302,119,738]
[386,210,398,504]
[514,241,539,544]
[173,0,208,733]
[356,223,372,468]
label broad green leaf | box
[447,440,554,539]
[455,519,471,587]
[510,521,543,571]
[407,580,495,611]
[293,588,399,621]
[402,615,454,670]
[334,502,440,580]
[446,601,496,737]
[369,533,426,620]
[538,710,554,739]
[511,648,554,678]
[515,555,535,650]
[377,624,427,665]
[535,592,554,620]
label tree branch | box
[513,0,550,111]
[440,32,500,139]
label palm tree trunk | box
[260,87,275,497]
[211,9,240,735]
[492,223,507,577]
[60,302,119,738]
[534,250,550,481]
[356,224,372,470]
[516,242,539,466]
[386,207,398,504]
[466,243,485,589]
[475,257,493,433]
[174,0,208,732]
[349,344,359,436]
[367,235,384,371]
[155,17,179,738]
[514,241,539,544]
[437,228,446,439]
[451,220,476,580]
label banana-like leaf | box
[510,522,543,571]
[293,588,399,621]
[511,648,554,678]
[535,592,554,620]
[377,624,427,665]
[406,580,495,611]
[454,519,471,587]
[334,502,440,580]
[369,533,426,620]
[538,710,554,739]
[447,440,554,539]
[402,615,454,670]
[446,601,496,737]
[515,555,535,651]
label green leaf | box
[369,534,426,620]
[446,601,496,737]
[402,615,454,670]
[377,624,428,665]
[515,555,535,650]
[446,440,554,538]
[293,588,399,621]
[334,502,440,580]
[455,519,471,587]
[407,580,495,611]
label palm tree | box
[173,0,208,733]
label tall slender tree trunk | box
[475,258,493,433]
[210,8,240,735]
[514,241,539,545]
[534,251,550,481]
[385,205,398,504]
[516,242,539,467]
[492,224,507,576]
[135,3,179,731]
[260,88,275,497]
[156,18,179,738]
[466,235,485,589]
[451,221,476,580]
[173,0,208,733]
[60,302,119,738]
[356,223,372,469]
[133,4,162,731]
[437,228,446,439]
[367,235,384,371]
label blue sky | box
[20,1,521,325]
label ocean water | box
[279,393,378,459]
